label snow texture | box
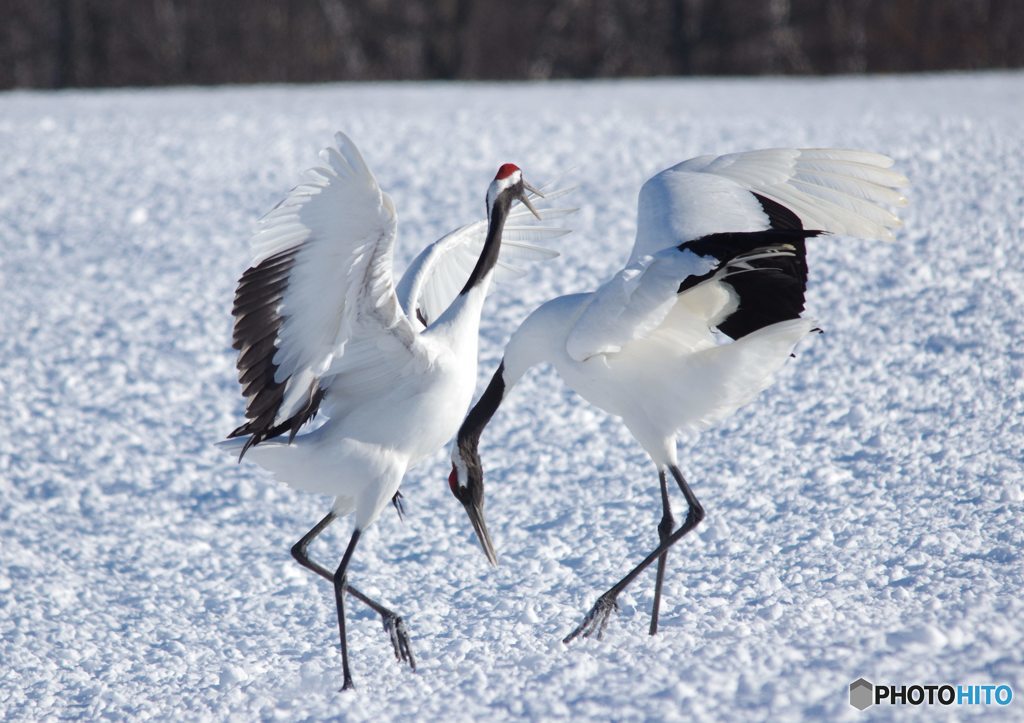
[2,73,1022,720]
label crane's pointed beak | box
[460,496,498,566]
[519,180,544,220]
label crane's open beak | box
[460,494,498,566]
[519,180,544,220]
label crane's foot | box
[381,613,416,671]
[340,673,355,692]
[563,593,619,644]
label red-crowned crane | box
[221,132,571,689]
[448,148,908,642]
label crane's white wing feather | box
[631,148,909,263]
[566,248,719,362]
[396,184,576,329]
[230,132,421,445]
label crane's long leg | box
[334,529,361,690]
[291,513,415,670]
[564,465,704,643]
[650,469,675,636]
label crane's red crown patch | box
[494,163,520,180]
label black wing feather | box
[753,192,803,231]
[226,247,325,457]
[677,192,820,340]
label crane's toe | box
[382,613,416,671]
[563,594,619,644]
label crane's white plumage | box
[222,132,567,688]
[450,146,909,642]
[256,139,413,425]
[631,148,907,263]
[565,245,719,362]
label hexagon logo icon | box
[849,678,874,710]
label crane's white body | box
[241,284,488,526]
[505,294,815,466]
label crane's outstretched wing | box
[228,132,420,456]
[569,147,909,362]
[396,184,576,329]
[630,148,908,264]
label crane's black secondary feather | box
[677,194,821,340]
[753,192,803,231]
[227,247,325,457]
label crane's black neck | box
[459,194,513,296]
[456,361,506,462]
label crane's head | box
[486,164,543,222]
[449,442,498,566]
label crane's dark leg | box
[291,514,415,670]
[291,512,338,580]
[650,469,675,635]
[334,529,361,690]
[564,464,704,643]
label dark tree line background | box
[3,0,1022,89]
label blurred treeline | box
[3,0,1022,89]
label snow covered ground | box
[2,72,1022,720]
